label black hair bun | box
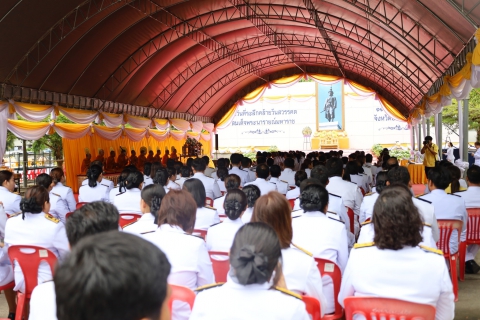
[231,245,268,285]
[20,197,43,214]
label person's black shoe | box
[465,260,480,274]
[7,312,14,320]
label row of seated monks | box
[81,146,179,173]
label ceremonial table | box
[76,173,121,192]
[402,163,427,184]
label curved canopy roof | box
[1,0,479,122]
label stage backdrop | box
[218,81,409,151]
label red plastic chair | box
[303,295,321,320]
[359,187,366,196]
[346,207,355,234]
[221,191,226,196]
[314,258,343,320]
[168,284,196,318]
[76,202,88,209]
[436,219,463,301]
[208,251,230,282]
[119,213,142,229]
[460,208,480,281]
[205,197,214,207]
[288,198,295,209]
[8,246,58,320]
[73,193,79,203]
[344,296,435,320]
[65,212,74,219]
[193,229,207,240]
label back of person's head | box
[373,185,423,250]
[284,157,294,169]
[223,189,247,220]
[345,161,359,175]
[467,165,480,185]
[90,160,103,170]
[183,178,206,208]
[166,159,175,169]
[153,167,169,186]
[229,222,281,285]
[174,162,182,174]
[125,171,144,190]
[230,153,243,165]
[447,165,462,194]
[118,168,132,193]
[299,178,322,193]
[55,231,171,320]
[142,184,166,223]
[87,165,103,188]
[252,192,292,249]
[242,185,261,208]
[386,157,399,171]
[294,170,307,187]
[270,165,281,178]
[381,155,391,170]
[310,165,329,186]
[386,166,410,187]
[428,166,451,190]
[256,156,266,165]
[325,158,343,177]
[217,167,229,182]
[35,173,53,190]
[20,186,49,217]
[256,163,269,179]
[438,160,453,167]
[150,162,162,179]
[50,167,64,185]
[157,190,197,233]
[180,166,191,178]
[375,171,389,193]
[0,170,13,187]
[225,174,241,190]
[241,157,250,168]
[266,158,274,166]
[425,135,433,142]
[202,156,210,167]
[299,184,329,213]
[143,162,152,176]
[216,158,226,168]
[66,202,119,246]
[192,158,206,172]
[365,154,373,163]
[341,157,348,165]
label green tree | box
[6,131,16,151]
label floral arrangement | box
[302,126,312,136]
[185,137,202,147]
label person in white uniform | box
[419,166,467,255]
[241,157,257,182]
[339,186,455,320]
[359,171,387,223]
[325,158,363,234]
[176,166,191,189]
[192,158,221,200]
[214,167,228,194]
[240,185,261,224]
[269,165,288,195]
[50,168,76,214]
[123,184,165,235]
[143,162,153,187]
[252,192,327,317]
[81,160,114,194]
[4,186,69,293]
[109,168,132,203]
[228,153,250,187]
[54,231,172,320]
[143,190,214,320]
[0,170,21,217]
[279,157,296,187]
[471,141,480,166]
[78,165,110,203]
[344,161,369,194]
[183,178,220,230]
[114,170,143,214]
[190,222,310,320]
[29,201,120,320]
[244,164,276,196]
[153,167,170,194]
[165,167,181,192]
[444,142,455,163]
[203,156,215,177]
[206,189,246,251]
[286,171,307,200]
[455,165,480,274]
[213,174,241,216]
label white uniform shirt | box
[456,186,480,207]
[241,207,253,224]
[206,218,243,251]
[4,212,69,292]
[0,186,21,216]
[78,183,110,203]
[474,148,480,166]
[269,177,288,195]
[194,207,221,230]
[350,174,369,193]
[362,163,373,184]
[122,213,157,235]
[176,177,188,189]
[0,245,13,287]
[326,176,363,230]
[51,182,76,212]
[244,168,256,182]
[305,168,311,178]
[193,173,221,199]
[113,188,142,214]
[216,180,226,194]
[29,281,57,320]
[359,192,379,223]
[190,276,310,320]
[446,147,455,162]
[286,186,300,200]
[48,193,66,224]
[420,189,467,253]
[109,186,121,203]
[143,175,153,187]
[0,205,6,240]
[213,195,226,216]
[143,224,214,290]
[244,178,276,196]
[338,245,455,320]
[282,245,327,317]
[82,177,114,194]
[166,180,181,192]
[279,168,296,187]
[204,167,215,178]
[228,166,250,187]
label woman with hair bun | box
[206,189,246,251]
[252,191,326,317]
[5,186,69,293]
[114,170,144,214]
[78,165,110,203]
[49,167,77,214]
[240,184,261,224]
[153,167,169,192]
[359,171,388,223]
[143,162,153,187]
[165,167,181,192]
[108,168,131,203]
[183,178,220,230]
[190,222,310,320]
[0,170,21,216]
[123,184,166,235]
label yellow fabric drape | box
[309,74,342,82]
[7,119,50,130]
[472,29,480,65]
[378,96,407,122]
[54,122,91,132]
[348,80,373,93]
[216,102,239,130]
[14,102,53,112]
[57,106,95,117]
[271,74,303,84]
[243,85,267,101]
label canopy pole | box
[462,99,469,161]
[22,140,27,189]
[436,112,443,159]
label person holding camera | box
[421,136,439,176]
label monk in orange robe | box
[105,150,116,172]
[170,146,178,161]
[162,149,170,166]
[138,148,147,171]
[147,150,154,162]
[117,148,128,171]
[129,150,138,168]
[81,153,91,174]
[153,150,161,162]
[95,149,105,167]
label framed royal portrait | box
[316,81,345,131]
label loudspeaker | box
[215,134,219,151]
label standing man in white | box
[471,142,480,166]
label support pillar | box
[417,123,422,151]
[411,126,416,151]
[22,140,27,188]
[436,112,443,160]
[426,118,430,136]
[462,99,469,160]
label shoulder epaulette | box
[415,193,426,198]
[419,245,443,255]
[274,287,302,300]
[101,183,109,187]
[9,212,22,218]
[122,220,138,229]
[361,220,372,226]
[292,214,302,218]
[280,180,288,184]
[329,216,345,224]
[269,182,276,184]
[210,222,222,227]
[364,192,375,196]
[205,206,217,210]
[195,283,224,293]
[327,210,337,215]
[415,197,432,203]
[328,193,341,198]
[423,222,432,227]
[51,192,61,197]
[45,213,60,224]
[449,193,461,197]
[353,242,375,249]
[350,181,357,184]
[455,189,466,193]
[292,243,312,256]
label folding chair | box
[344,296,435,320]
[205,197,214,207]
[346,207,355,234]
[288,198,295,209]
[314,258,343,319]
[168,284,196,316]
[193,229,207,240]
[208,251,230,282]
[302,295,321,320]
[459,208,480,281]
[119,213,142,229]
